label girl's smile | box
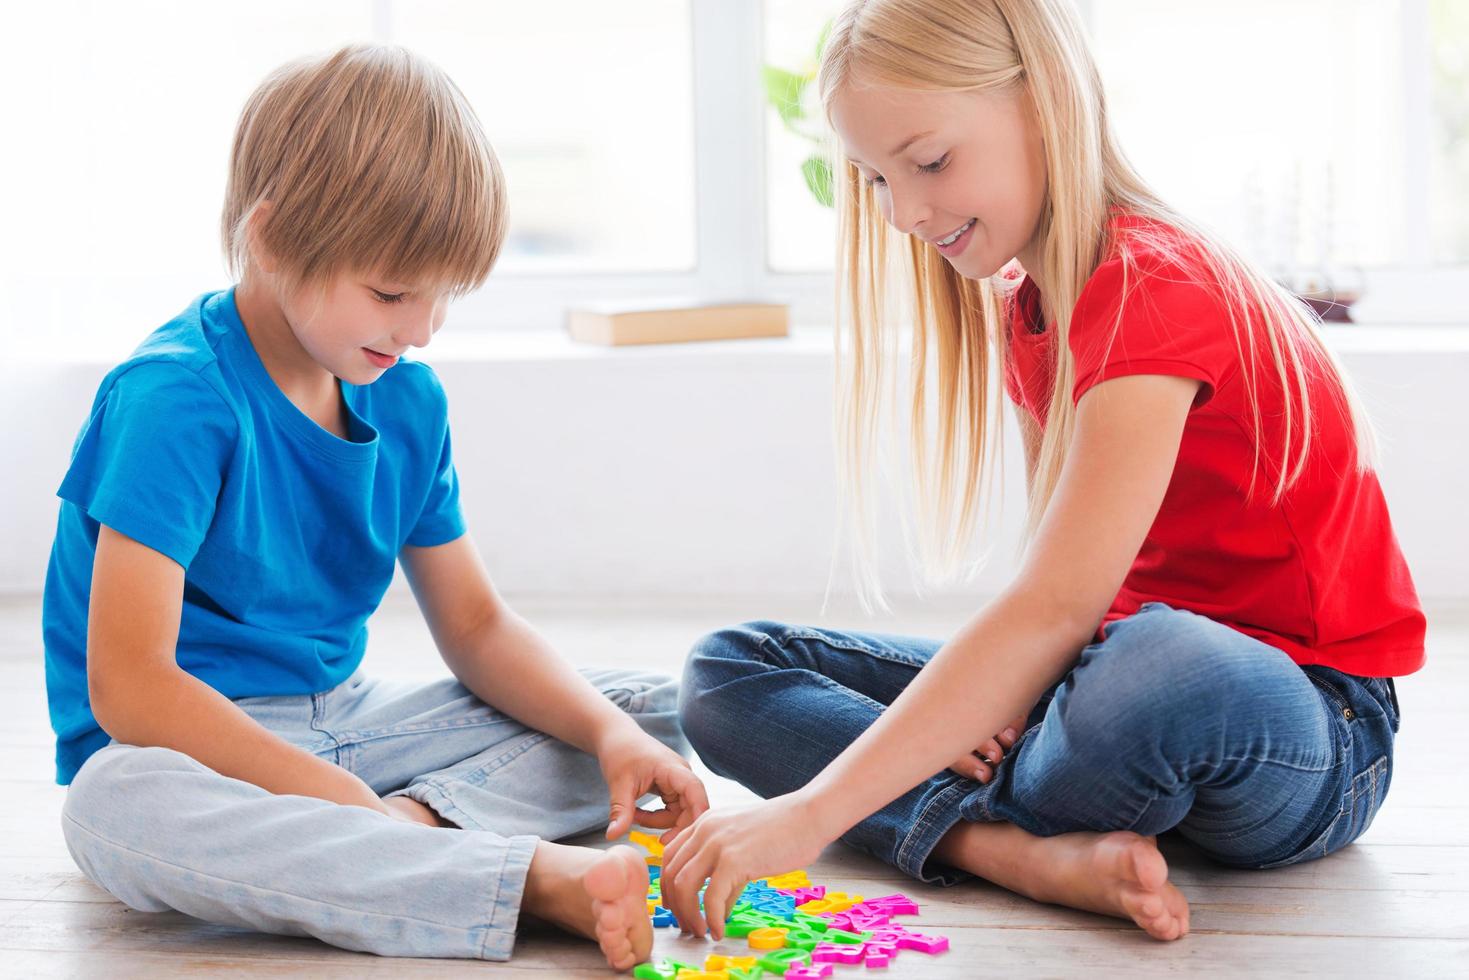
[932,217,977,256]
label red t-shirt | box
[1004,215,1425,677]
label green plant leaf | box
[802,154,834,208]
[762,65,809,128]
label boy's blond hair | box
[222,44,506,294]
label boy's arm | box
[399,534,707,837]
[399,535,635,751]
[87,526,392,815]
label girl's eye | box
[863,173,887,187]
[919,153,950,174]
[371,289,405,304]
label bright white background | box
[2,1,1466,605]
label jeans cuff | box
[392,781,540,961]
[474,832,540,960]
[893,780,976,886]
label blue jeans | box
[61,666,684,960]
[679,603,1399,884]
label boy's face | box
[278,272,450,385]
[829,78,1048,281]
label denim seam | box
[309,692,346,765]
[604,686,643,711]
[894,781,974,878]
[406,781,490,832]
[333,725,552,764]
[1255,804,1346,869]
[761,628,931,672]
[1173,753,1347,845]
[329,718,520,747]
[424,733,554,790]
[61,811,489,935]
[377,782,532,958]
[474,830,533,960]
[330,687,644,748]
[1199,754,1340,777]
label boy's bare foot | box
[936,823,1189,941]
[523,842,652,971]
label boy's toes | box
[583,846,652,971]
[584,846,632,902]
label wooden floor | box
[2,593,1466,978]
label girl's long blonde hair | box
[821,0,1374,606]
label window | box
[760,0,1469,320]
[3,0,1464,354]
[1431,0,1469,263]
[1092,0,1406,274]
[1,1,696,349]
[762,0,839,274]
[391,1,695,274]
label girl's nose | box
[886,186,930,238]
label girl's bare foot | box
[936,822,1189,940]
[522,842,652,971]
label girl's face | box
[829,79,1048,280]
[276,272,449,386]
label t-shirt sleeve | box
[404,367,466,548]
[1068,253,1235,409]
[57,362,237,568]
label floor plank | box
[0,594,1465,976]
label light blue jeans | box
[679,603,1401,883]
[61,666,684,960]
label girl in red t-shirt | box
[660,0,1425,945]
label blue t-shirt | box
[42,288,465,784]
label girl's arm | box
[400,534,709,838]
[87,526,391,813]
[661,373,1201,935]
[942,404,1046,783]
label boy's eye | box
[371,289,405,304]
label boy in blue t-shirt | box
[43,44,701,969]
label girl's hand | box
[596,725,710,843]
[948,714,1027,783]
[659,794,831,939]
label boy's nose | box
[393,316,435,350]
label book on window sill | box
[565,299,790,346]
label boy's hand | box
[947,714,1027,783]
[596,725,710,844]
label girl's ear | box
[245,201,278,276]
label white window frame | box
[448,0,1464,331]
[446,0,826,332]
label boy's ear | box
[245,201,278,275]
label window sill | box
[423,321,1469,363]
[11,321,1468,367]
